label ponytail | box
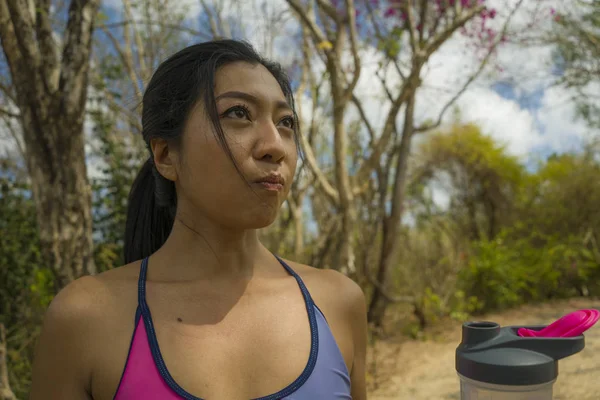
[124,158,176,263]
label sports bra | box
[113,256,352,399]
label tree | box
[550,1,600,128]
[520,150,600,240]
[0,0,100,290]
[287,0,526,326]
[414,123,524,241]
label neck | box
[152,213,270,282]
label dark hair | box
[124,39,299,264]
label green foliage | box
[90,110,145,271]
[448,290,484,322]
[0,159,52,399]
[416,123,525,240]
[459,229,600,313]
[520,153,600,236]
[405,126,600,325]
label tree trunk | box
[0,0,100,290]
[368,95,416,326]
[329,51,356,276]
[0,324,16,400]
[26,116,96,289]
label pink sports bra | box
[113,256,352,399]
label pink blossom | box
[384,8,397,17]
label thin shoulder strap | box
[274,255,315,306]
[137,257,149,308]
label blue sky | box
[3,0,596,229]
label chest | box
[90,278,351,400]
[149,293,312,399]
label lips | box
[254,173,285,192]
[255,174,285,185]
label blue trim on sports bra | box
[137,256,320,400]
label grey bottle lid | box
[455,321,585,386]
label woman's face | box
[169,61,298,230]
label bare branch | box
[0,107,20,119]
[0,323,17,400]
[286,0,329,46]
[58,0,101,114]
[297,27,340,206]
[418,0,429,42]
[212,0,232,38]
[36,0,60,92]
[376,67,395,103]
[200,0,222,38]
[364,1,407,81]
[425,4,484,57]
[0,81,16,104]
[122,0,148,81]
[315,0,340,21]
[355,75,416,184]
[402,1,419,56]
[101,88,143,134]
[5,0,40,76]
[343,0,361,102]
[100,26,143,103]
[416,0,526,132]
[98,20,212,40]
[367,273,415,304]
[351,94,376,143]
[0,112,25,160]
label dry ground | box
[367,298,600,400]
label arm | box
[29,277,98,399]
[346,279,368,400]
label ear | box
[150,138,178,182]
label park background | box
[1,0,599,398]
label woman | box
[29,39,367,400]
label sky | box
[2,0,597,211]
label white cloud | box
[537,85,592,153]
[458,87,544,156]
[94,0,597,189]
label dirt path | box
[368,298,600,400]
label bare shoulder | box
[30,263,140,398]
[46,262,139,322]
[38,262,139,351]
[43,274,111,331]
[283,259,366,313]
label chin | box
[243,207,280,229]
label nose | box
[253,120,286,163]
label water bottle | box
[455,309,599,400]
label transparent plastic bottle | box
[455,321,585,400]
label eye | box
[222,105,251,120]
[279,116,295,130]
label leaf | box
[317,40,333,50]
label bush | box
[459,229,599,313]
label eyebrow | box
[215,91,292,112]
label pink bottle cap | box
[518,309,600,338]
